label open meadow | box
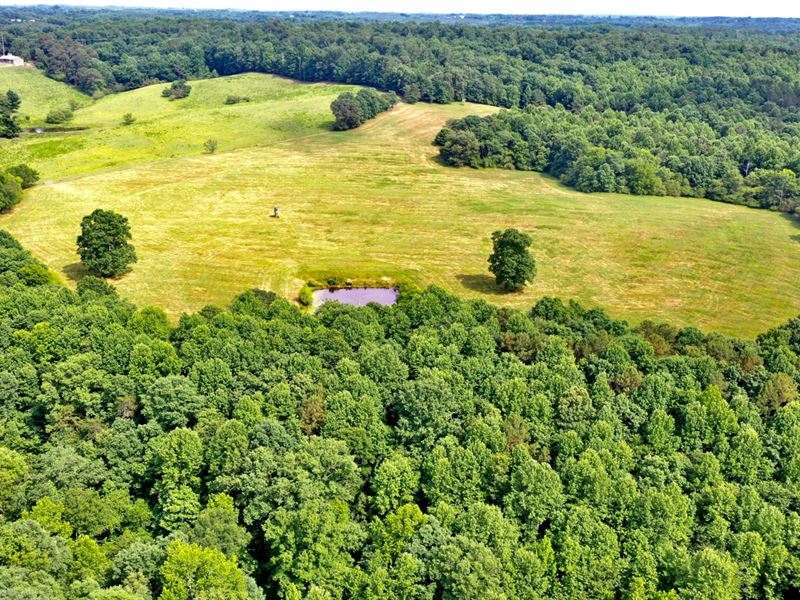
[0,65,90,125]
[2,70,799,336]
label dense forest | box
[1,228,800,599]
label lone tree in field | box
[77,209,137,277]
[488,228,536,292]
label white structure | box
[0,53,25,67]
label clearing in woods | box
[1,71,799,336]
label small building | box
[0,53,24,67]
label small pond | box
[313,287,398,308]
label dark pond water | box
[313,287,398,308]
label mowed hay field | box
[2,73,800,336]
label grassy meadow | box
[1,71,800,336]
[0,66,90,124]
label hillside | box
[0,73,359,177]
[0,66,89,124]
[1,73,799,336]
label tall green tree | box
[487,228,536,292]
[76,209,137,277]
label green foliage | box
[0,90,22,138]
[435,106,800,214]
[121,113,135,125]
[0,172,23,212]
[76,275,118,297]
[161,80,192,100]
[203,138,218,154]
[298,285,314,306]
[331,89,397,130]
[45,108,74,124]
[76,209,137,277]
[5,164,40,189]
[488,228,537,291]
[160,541,248,600]
[2,90,21,112]
[330,93,363,130]
[1,197,800,598]
[435,129,480,167]
[224,95,251,105]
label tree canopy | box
[0,229,798,598]
[331,89,398,131]
[488,228,537,292]
[0,90,22,139]
[76,209,137,277]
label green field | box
[1,71,799,336]
[0,66,90,124]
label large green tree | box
[76,209,137,277]
[487,228,536,292]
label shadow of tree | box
[63,262,88,283]
[779,213,800,242]
[455,273,507,295]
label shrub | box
[122,113,136,125]
[203,139,218,154]
[224,95,251,105]
[162,80,192,100]
[45,108,74,124]
[298,285,314,306]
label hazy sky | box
[0,0,798,18]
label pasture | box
[0,66,89,124]
[1,72,799,336]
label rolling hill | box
[1,72,799,336]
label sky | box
[0,0,799,18]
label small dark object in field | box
[273,206,279,218]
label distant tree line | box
[331,89,398,130]
[435,107,800,214]
[3,11,800,124]
[4,11,800,206]
[1,229,800,598]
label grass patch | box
[0,67,89,125]
[1,73,799,336]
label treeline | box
[1,230,800,598]
[331,88,398,130]
[435,107,800,213]
[5,10,800,206]
[4,9,800,122]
